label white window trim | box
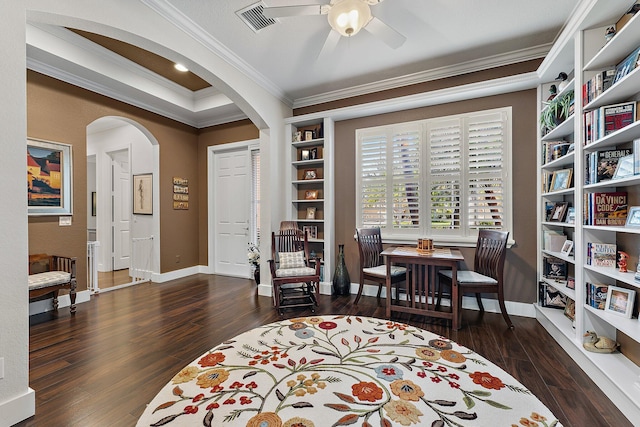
[356,107,514,247]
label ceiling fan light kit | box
[328,0,372,37]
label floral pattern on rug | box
[136,316,561,427]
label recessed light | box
[174,63,188,72]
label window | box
[250,148,261,244]
[356,108,512,244]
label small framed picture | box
[550,168,573,191]
[566,276,575,290]
[566,207,576,224]
[306,207,316,219]
[625,206,640,227]
[549,202,569,222]
[303,169,317,180]
[301,149,310,161]
[613,154,634,179]
[564,298,576,320]
[303,225,318,239]
[310,147,319,159]
[304,130,314,141]
[604,285,636,318]
[560,240,573,256]
[293,131,302,142]
[304,190,318,200]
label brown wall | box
[329,90,539,304]
[27,70,200,289]
[197,121,260,265]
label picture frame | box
[293,131,302,142]
[613,154,635,179]
[604,285,636,318]
[550,168,573,191]
[543,257,567,281]
[566,207,576,224]
[303,169,317,180]
[91,192,97,217]
[625,206,640,227]
[549,202,569,222]
[310,147,319,160]
[542,283,567,309]
[301,149,310,161]
[133,173,153,215]
[564,298,576,320]
[304,130,314,141]
[302,225,318,239]
[304,189,318,200]
[560,240,574,256]
[566,276,575,290]
[27,138,73,216]
[306,207,316,219]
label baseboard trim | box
[0,387,35,427]
[28,290,91,316]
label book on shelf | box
[582,101,636,145]
[538,282,567,309]
[584,191,627,226]
[613,45,640,85]
[586,283,609,310]
[542,140,570,164]
[586,242,617,267]
[581,68,616,106]
[584,148,632,184]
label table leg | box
[451,263,460,330]
[386,262,391,318]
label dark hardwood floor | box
[19,274,633,427]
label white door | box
[111,150,130,270]
[214,148,250,277]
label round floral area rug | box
[136,316,561,427]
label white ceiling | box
[26,0,583,128]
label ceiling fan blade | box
[262,5,324,18]
[317,30,341,60]
[363,16,406,49]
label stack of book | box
[612,45,640,85]
[586,242,617,267]
[581,68,616,106]
[585,283,609,309]
[583,101,636,145]
[542,140,571,164]
[584,191,627,225]
[543,230,567,251]
[584,148,632,184]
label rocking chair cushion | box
[362,265,406,278]
[278,251,306,269]
[276,266,317,278]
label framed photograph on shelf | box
[27,138,73,216]
[303,169,317,180]
[133,173,153,215]
[566,276,575,290]
[566,207,576,224]
[310,147,319,159]
[550,168,573,191]
[302,225,318,239]
[304,190,318,200]
[549,202,569,222]
[625,206,640,227]
[304,130,314,141]
[560,240,573,256]
[604,286,636,318]
[613,154,634,179]
[301,149,310,161]
[564,298,576,320]
[306,207,316,219]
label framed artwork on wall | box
[27,138,73,216]
[133,173,153,215]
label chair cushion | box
[276,267,317,278]
[363,265,406,278]
[28,271,71,290]
[278,251,306,269]
[439,270,497,285]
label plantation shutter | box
[250,149,261,243]
[391,126,421,231]
[466,112,506,230]
[428,119,462,233]
[359,131,387,228]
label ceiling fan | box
[262,0,406,55]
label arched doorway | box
[87,116,160,291]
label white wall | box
[0,3,35,426]
[87,121,155,272]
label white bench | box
[28,254,77,314]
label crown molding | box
[141,0,291,106]
[292,44,550,109]
[287,72,540,124]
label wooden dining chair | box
[269,229,320,315]
[355,227,407,304]
[437,229,512,328]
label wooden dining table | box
[381,246,465,329]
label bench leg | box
[70,278,77,314]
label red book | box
[603,101,636,136]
